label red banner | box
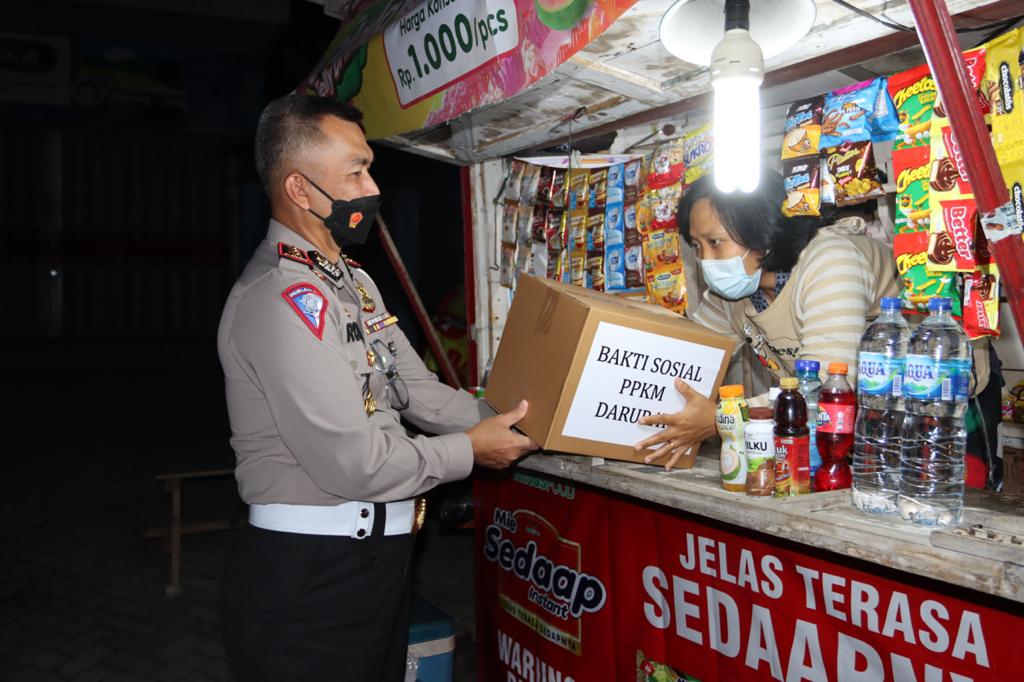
[475,472,1023,681]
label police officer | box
[217,94,535,682]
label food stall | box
[301,0,1024,679]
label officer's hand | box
[467,400,537,469]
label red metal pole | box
[374,215,463,389]
[907,0,1024,338]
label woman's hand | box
[634,378,718,471]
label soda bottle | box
[815,363,855,491]
[716,385,748,492]
[852,296,908,513]
[898,297,971,526]
[774,377,810,496]
[795,360,822,484]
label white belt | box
[249,500,415,539]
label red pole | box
[906,0,1024,338]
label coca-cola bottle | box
[815,362,855,491]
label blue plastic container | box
[407,596,455,682]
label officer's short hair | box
[254,94,364,195]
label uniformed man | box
[217,94,536,682]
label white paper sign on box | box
[561,321,726,448]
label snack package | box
[623,201,641,246]
[928,123,978,272]
[819,156,836,208]
[646,263,687,314]
[605,201,625,246]
[963,262,1001,338]
[781,96,824,159]
[530,205,547,242]
[589,168,608,210]
[516,205,534,243]
[499,243,516,288]
[607,163,625,204]
[635,192,653,235]
[505,160,526,201]
[625,244,644,289]
[624,158,643,202]
[570,247,586,287]
[501,202,519,243]
[894,230,962,315]
[567,168,590,210]
[605,244,627,291]
[892,146,932,234]
[683,123,713,185]
[642,230,682,270]
[568,208,588,251]
[519,163,541,204]
[648,138,686,188]
[545,209,567,251]
[982,29,1024,166]
[888,64,937,150]
[586,252,605,291]
[550,169,568,208]
[530,241,548,277]
[515,239,531,274]
[820,77,899,147]
[586,209,605,251]
[781,156,821,217]
[824,141,886,206]
[649,183,683,231]
[931,47,989,121]
[536,166,554,204]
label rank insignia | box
[282,283,327,340]
[364,312,398,335]
[307,250,343,282]
[355,282,376,313]
[341,254,362,269]
[277,242,311,266]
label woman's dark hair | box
[254,94,364,195]
[677,168,821,272]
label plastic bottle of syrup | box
[716,385,749,492]
[815,362,855,491]
[774,377,810,496]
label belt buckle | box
[412,497,427,535]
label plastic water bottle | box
[852,296,908,514]
[897,297,971,526]
[795,360,822,484]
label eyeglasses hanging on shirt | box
[368,339,409,410]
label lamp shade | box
[660,0,816,66]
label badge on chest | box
[364,311,398,335]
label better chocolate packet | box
[894,230,963,316]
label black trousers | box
[221,524,415,682]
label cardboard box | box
[486,274,735,464]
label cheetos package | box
[888,64,937,150]
[963,262,1001,339]
[892,146,931,234]
[894,230,962,316]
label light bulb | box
[712,76,761,193]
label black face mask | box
[302,174,381,246]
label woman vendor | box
[635,169,996,475]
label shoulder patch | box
[278,242,312,266]
[307,250,343,282]
[281,283,328,340]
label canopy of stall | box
[306,0,1020,164]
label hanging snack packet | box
[589,168,608,210]
[550,169,568,208]
[927,122,978,272]
[586,253,605,292]
[781,96,823,159]
[781,157,821,217]
[516,205,534,243]
[683,124,713,185]
[570,247,586,287]
[624,158,643,202]
[567,168,590,210]
[650,183,683,231]
[587,209,605,251]
[982,29,1024,166]
[636,192,654,235]
[545,209,567,251]
[501,202,519,243]
[607,163,626,204]
[536,166,554,204]
[519,163,541,204]
[819,156,836,209]
[963,262,1001,338]
[892,146,931,234]
[530,205,548,242]
[824,141,885,206]
[568,208,588,251]
[820,79,879,147]
[894,230,962,315]
[870,78,901,141]
[648,139,686,188]
[646,264,687,314]
[605,244,627,291]
[623,201,641,246]
[515,239,531,274]
[499,243,517,288]
[888,64,938,150]
[625,244,645,290]
[605,201,625,246]
[505,160,526,201]
[530,241,548,277]
[932,48,989,121]
[643,230,682,270]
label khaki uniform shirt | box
[217,220,487,506]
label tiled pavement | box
[1,359,477,681]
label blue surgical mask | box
[700,250,762,300]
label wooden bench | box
[144,467,240,596]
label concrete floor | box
[1,358,477,681]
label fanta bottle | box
[815,362,855,491]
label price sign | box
[383,0,519,107]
